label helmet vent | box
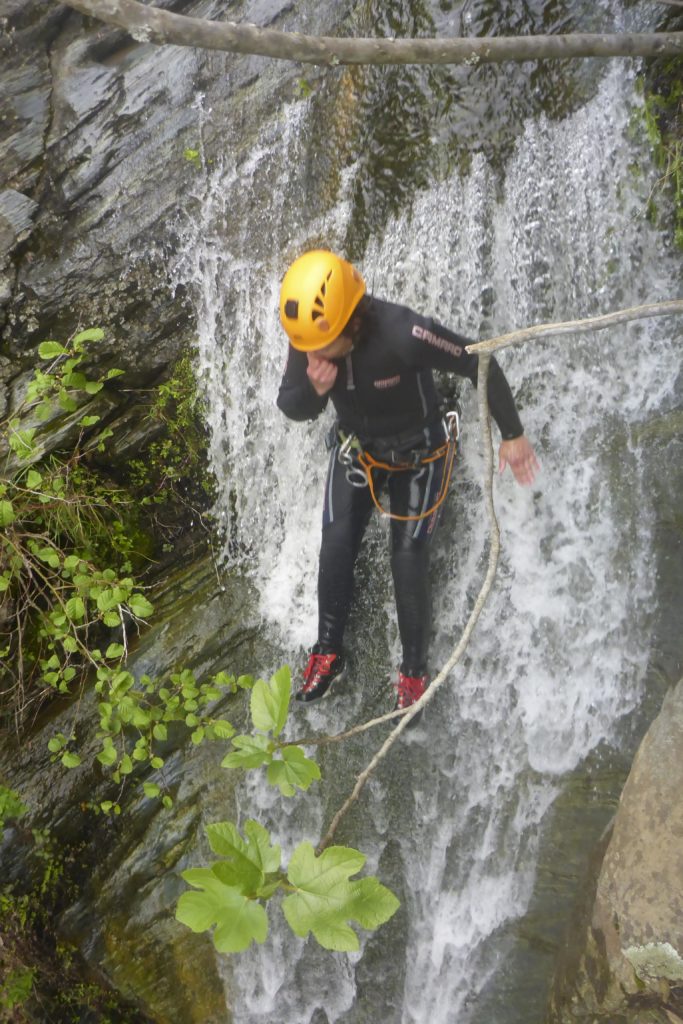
[284,299,299,320]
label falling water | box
[175,54,680,1024]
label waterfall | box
[175,58,681,1024]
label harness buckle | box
[338,433,356,466]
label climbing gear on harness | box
[394,669,429,726]
[279,251,366,352]
[295,647,346,702]
[336,410,460,522]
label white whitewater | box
[176,63,681,1024]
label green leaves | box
[176,872,268,953]
[176,820,279,952]
[267,746,321,797]
[0,500,15,526]
[221,734,271,770]
[38,341,68,360]
[221,666,320,798]
[283,843,400,952]
[250,666,290,736]
[175,825,400,955]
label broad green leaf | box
[105,643,125,659]
[176,872,268,953]
[267,746,320,797]
[128,593,154,618]
[143,782,160,799]
[84,380,104,395]
[65,596,85,622]
[73,328,104,345]
[35,546,60,569]
[38,340,67,359]
[58,392,78,412]
[61,751,81,769]
[119,754,133,775]
[152,723,167,741]
[80,414,100,427]
[0,500,15,527]
[103,611,120,627]
[26,469,42,488]
[282,843,400,952]
[221,734,272,770]
[243,820,282,875]
[97,746,117,766]
[250,666,290,737]
[208,720,235,741]
[63,371,87,389]
[34,400,53,421]
[97,587,126,612]
[205,822,262,889]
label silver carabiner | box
[446,410,460,441]
[345,467,369,488]
[338,434,355,466]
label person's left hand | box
[498,435,540,486]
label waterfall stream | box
[175,50,681,1024]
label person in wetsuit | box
[277,250,539,714]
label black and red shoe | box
[394,669,428,720]
[295,648,346,703]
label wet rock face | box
[1,0,200,378]
[0,0,304,395]
[548,677,683,1024]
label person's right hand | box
[307,353,338,396]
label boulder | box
[548,676,683,1024]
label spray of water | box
[175,63,680,1024]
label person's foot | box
[393,669,428,724]
[295,648,346,702]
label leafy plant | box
[0,784,27,840]
[0,966,35,1013]
[1,329,400,961]
[639,57,683,249]
[176,821,399,953]
[221,666,320,796]
[175,664,400,952]
[126,350,216,544]
[0,329,154,730]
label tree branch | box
[465,299,683,355]
[59,0,683,66]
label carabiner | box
[446,410,460,441]
[338,434,356,466]
[345,467,369,489]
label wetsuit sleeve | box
[276,344,330,422]
[400,310,524,441]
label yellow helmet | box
[279,250,366,351]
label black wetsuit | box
[277,295,524,674]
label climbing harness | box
[336,410,460,523]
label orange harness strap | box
[355,436,458,523]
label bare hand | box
[498,435,540,486]
[307,353,338,396]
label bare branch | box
[59,0,683,65]
[465,299,683,356]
